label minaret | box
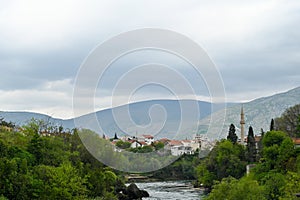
[240,105,245,145]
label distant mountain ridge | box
[1,87,299,140]
[196,87,300,140]
[0,100,228,138]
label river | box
[135,181,205,200]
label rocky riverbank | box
[117,183,149,200]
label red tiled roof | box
[142,134,154,139]
[139,141,148,146]
[168,140,183,146]
[159,138,170,143]
[293,138,300,145]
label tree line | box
[0,119,124,200]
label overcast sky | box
[0,0,300,119]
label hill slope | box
[1,87,299,140]
[197,87,300,140]
[0,100,226,138]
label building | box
[166,140,195,156]
[158,138,170,145]
[130,140,147,148]
[292,138,300,148]
[181,139,200,152]
[142,134,154,145]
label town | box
[108,106,300,157]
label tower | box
[240,105,245,145]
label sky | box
[0,0,300,119]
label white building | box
[141,134,154,145]
[166,140,195,156]
[181,140,200,152]
[130,140,147,148]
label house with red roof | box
[142,134,154,145]
[292,138,300,148]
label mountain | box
[0,111,64,126]
[1,87,299,140]
[196,87,300,140]
[0,100,228,138]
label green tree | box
[195,163,216,188]
[196,140,246,189]
[34,162,87,199]
[153,141,164,150]
[27,133,44,164]
[263,131,287,147]
[0,140,7,158]
[115,140,131,149]
[246,126,257,163]
[260,171,286,200]
[227,124,238,144]
[260,131,294,172]
[270,118,275,131]
[280,171,300,200]
[113,133,118,140]
[275,104,300,137]
[205,176,266,200]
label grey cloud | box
[1,1,300,118]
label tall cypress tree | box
[270,118,275,131]
[114,132,118,140]
[227,124,238,144]
[246,126,256,163]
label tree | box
[153,141,164,151]
[113,133,118,140]
[195,163,216,188]
[275,104,300,137]
[260,131,295,171]
[27,133,44,164]
[246,126,257,163]
[270,118,275,131]
[0,118,15,128]
[195,140,246,189]
[280,172,300,199]
[263,131,287,147]
[34,162,87,199]
[297,116,300,137]
[206,176,266,200]
[115,140,131,149]
[0,140,7,158]
[227,124,238,144]
[260,171,286,200]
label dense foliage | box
[199,104,300,200]
[275,104,300,137]
[0,119,123,200]
[227,124,238,144]
[151,152,201,180]
[195,140,247,189]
